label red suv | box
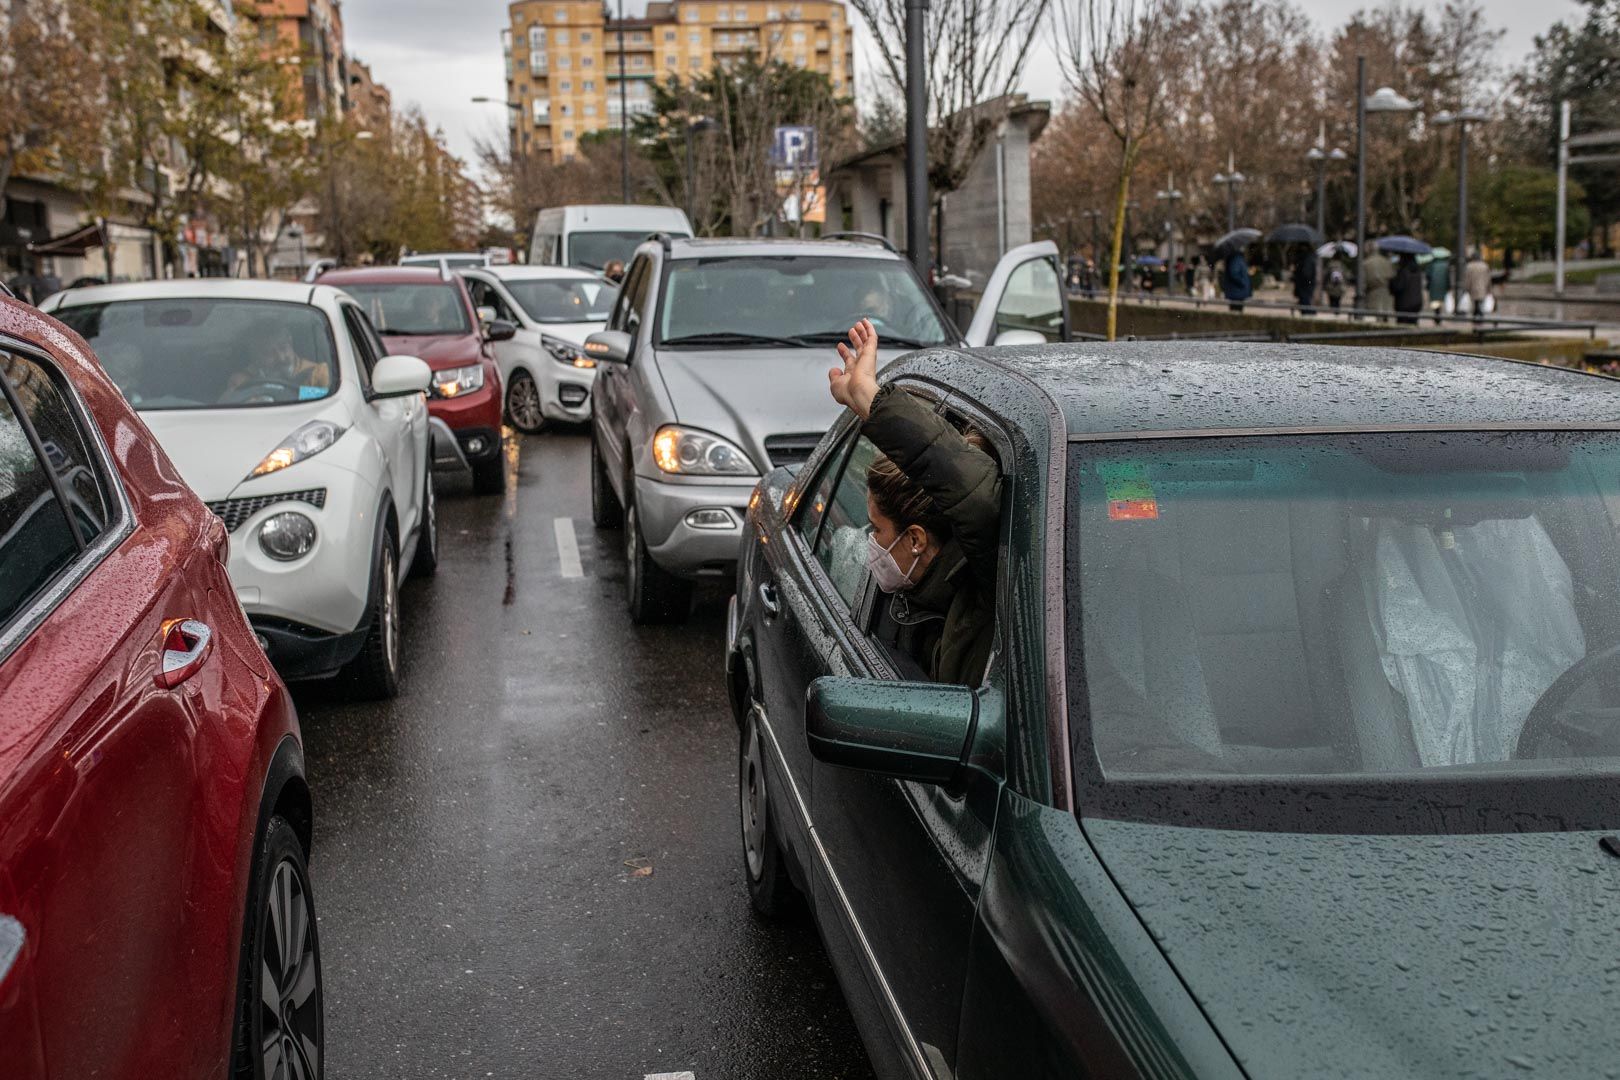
[320,267,510,494]
[0,298,322,1078]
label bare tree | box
[1053,0,1181,340]
[849,0,1050,257]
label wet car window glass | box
[503,279,618,324]
[793,432,852,550]
[337,284,470,336]
[56,299,339,409]
[814,436,879,608]
[568,230,660,271]
[656,257,954,348]
[995,258,1064,342]
[2,353,108,544]
[1071,432,1620,783]
[0,365,80,627]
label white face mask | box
[866,529,922,594]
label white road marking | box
[644,1073,695,1080]
[554,516,584,578]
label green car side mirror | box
[806,676,983,784]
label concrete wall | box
[941,119,1033,289]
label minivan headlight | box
[652,425,754,475]
[543,335,595,369]
[431,364,486,398]
[248,420,346,479]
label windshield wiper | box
[791,329,935,349]
[661,331,810,348]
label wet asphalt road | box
[293,428,876,1080]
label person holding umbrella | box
[1465,249,1492,321]
[1425,248,1452,323]
[1360,240,1395,319]
[1292,248,1319,314]
[1322,247,1349,312]
[1215,228,1260,313]
[1392,253,1425,325]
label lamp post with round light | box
[1155,176,1184,295]
[1433,108,1489,308]
[1213,151,1245,233]
[1354,65,1419,305]
[1305,123,1347,240]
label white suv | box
[46,280,435,698]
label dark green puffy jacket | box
[862,384,1000,687]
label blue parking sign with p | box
[772,126,817,169]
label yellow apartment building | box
[502,0,854,162]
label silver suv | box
[586,235,1067,623]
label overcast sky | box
[338,0,1585,165]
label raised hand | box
[828,318,880,420]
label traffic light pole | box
[905,0,929,278]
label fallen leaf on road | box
[623,858,654,878]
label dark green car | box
[725,341,1620,1079]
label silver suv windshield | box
[656,255,955,349]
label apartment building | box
[502,0,854,162]
[253,0,349,120]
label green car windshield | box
[1069,431,1620,826]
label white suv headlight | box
[542,335,595,369]
[652,425,754,476]
[248,420,346,479]
[431,364,486,398]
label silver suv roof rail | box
[820,232,897,253]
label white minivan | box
[529,205,693,272]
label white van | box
[529,205,693,272]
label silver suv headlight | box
[652,425,754,476]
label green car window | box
[814,436,879,610]
[1070,431,1620,790]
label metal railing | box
[1068,290,1602,339]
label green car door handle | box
[757,582,780,618]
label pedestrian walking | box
[1393,253,1425,326]
[1221,250,1252,313]
[1292,248,1318,315]
[1323,256,1347,311]
[1193,257,1214,301]
[1425,252,1450,323]
[1360,241,1395,319]
[1464,249,1492,321]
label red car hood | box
[381,332,483,370]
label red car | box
[0,298,321,1078]
[320,266,510,494]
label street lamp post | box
[1354,64,1419,306]
[1305,122,1347,239]
[1212,151,1245,233]
[1155,175,1183,295]
[904,0,930,278]
[1434,108,1489,308]
[617,0,629,202]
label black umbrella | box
[1213,228,1261,255]
[1371,234,1433,256]
[1266,223,1325,246]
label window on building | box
[689,55,701,67]
[631,55,645,68]
[582,55,593,66]
[584,103,596,116]
[767,5,779,18]
[666,54,677,67]
[564,128,574,138]
[664,29,675,40]
[533,99,549,124]
[582,79,595,90]
[734,6,747,18]
[559,102,570,115]
[555,29,569,43]
[685,6,699,20]
[554,8,567,21]
[718,7,730,19]
[689,30,701,42]
[792,29,806,41]
[560,79,571,90]
[581,30,591,41]
[558,55,570,67]
[529,26,545,49]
